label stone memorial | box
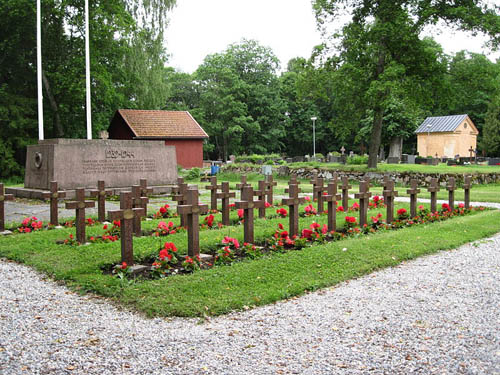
[463,175,471,209]
[25,139,177,190]
[383,180,398,223]
[236,175,250,198]
[354,181,372,227]
[447,177,457,210]
[89,180,112,222]
[65,188,95,244]
[285,173,300,193]
[0,183,14,232]
[108,192,146,266]
[205,176,221,211]
[324,176,341,232]
[177,188,208,257]
[42,181,66,226]
[340,176,352,210]
[313,177,327,214]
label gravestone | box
[407,155,416,164]
[177,188,208,257]
[406,179,420,218]
[340,176,352,210]
[42,181,66,226]
[25,139,177,190]
[313,177,327,214]
[447,177,457,210]
[253,180,268,219]
[236,186,264,244]
[172,178,189,227]
[354,181,372,227]
[0,183,14,232]
[463,176,472,209]
[108,192,146,266]
[387,156,399,164]
[282,184,305,238]
[89,180,112,222]
[205,176,221,211]
[65,188,95,244]
[383,180,398,223]
[427,178,440,213]
[265,175,277,205]
[324,176,341,232]
[216,182,235,226]
[131,185,148,236]
[285,173,300,193]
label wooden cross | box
[89,180,112,222]
[177,188,208,257]
[205,176,221,211]
[406,179,421,218]
[42,181,66,226]
[236,186,265,244]
[236,175,250,198]
[323,176,341,232]
[265,175,277,205]
[340,176,352,211]
[65,188,95,244]
[139,179,153,203]
[310,171,319,188]
[253,180,268,219]
[282,184,306,238]
[382,175,391,191]
[313,177,327,214]
[469,146,474,161]
[108,192,146,265]
[427,178,440,213]
[216,181,235,226]
[172,178,189,227]
[383,179,398,223]
[0,183,14,232]
[131,185,149,236]
[463,175,472,209]
[447,177,457,211]
[284,173,300,193]
[354,181,372,227]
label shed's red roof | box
[116,109,208,139]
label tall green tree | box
[313,0,500,168]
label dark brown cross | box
[42,181,66,226]
[89,180,112,222]
[139,179,153,202]
[216,181,235,226]
[284,173,300,193]
[383,180,398,223]
[340,176,352,211]
[253,180,268,219]
[323,176,341,232]
[382,175,391,191]
[310,171,319,189]
[108,192,146,265]
[282,184,306,238]
[0,183,14,232]
[172,178,189,227]
[406,179,421,218]
[354,181,372,227]
[469,146,474,161]
[205,176,221,211]
[236,175,250,198]
[427,178,440,213]
[313,177,327,214]
[131,185,149,236]
[236,186,265,243]
[265,175,278,205]
[65,188,95,244]
[463,175,472,209]
[177,188,208,257]
[447,177,457,211]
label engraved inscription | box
[82,158,157,175]
[105,149,135,159]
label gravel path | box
[1,232,499,374]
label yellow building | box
[415,114,479,158]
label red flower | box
[442,203,451,212]
[278,223,284,230]
[265,202,271,208]
[159,206,167,214]
[345,216,356,224]
[301,228,313,239]
[304,196,311,201]
[373,195,380,202]
[280,230,289,238]
[164,242,177,252]
[276,208,288,217]
[397,208,407,216]
[337,206,344,212]
[120,262,127,270]
[458,203,465,208]
[237,209,244,219]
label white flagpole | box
[37,0,44,140]
[85,0,92,139]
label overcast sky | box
[165,0,499,73]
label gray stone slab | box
[25,138,178,190]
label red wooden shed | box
[108,109,209,168]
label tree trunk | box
[42,71,64,137]
[368,108,383,168]
[388,136,403,159]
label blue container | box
[210,165,220,175]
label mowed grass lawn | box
[1,199,498,317]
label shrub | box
[186,167,201,180]
[347,155,368,165]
